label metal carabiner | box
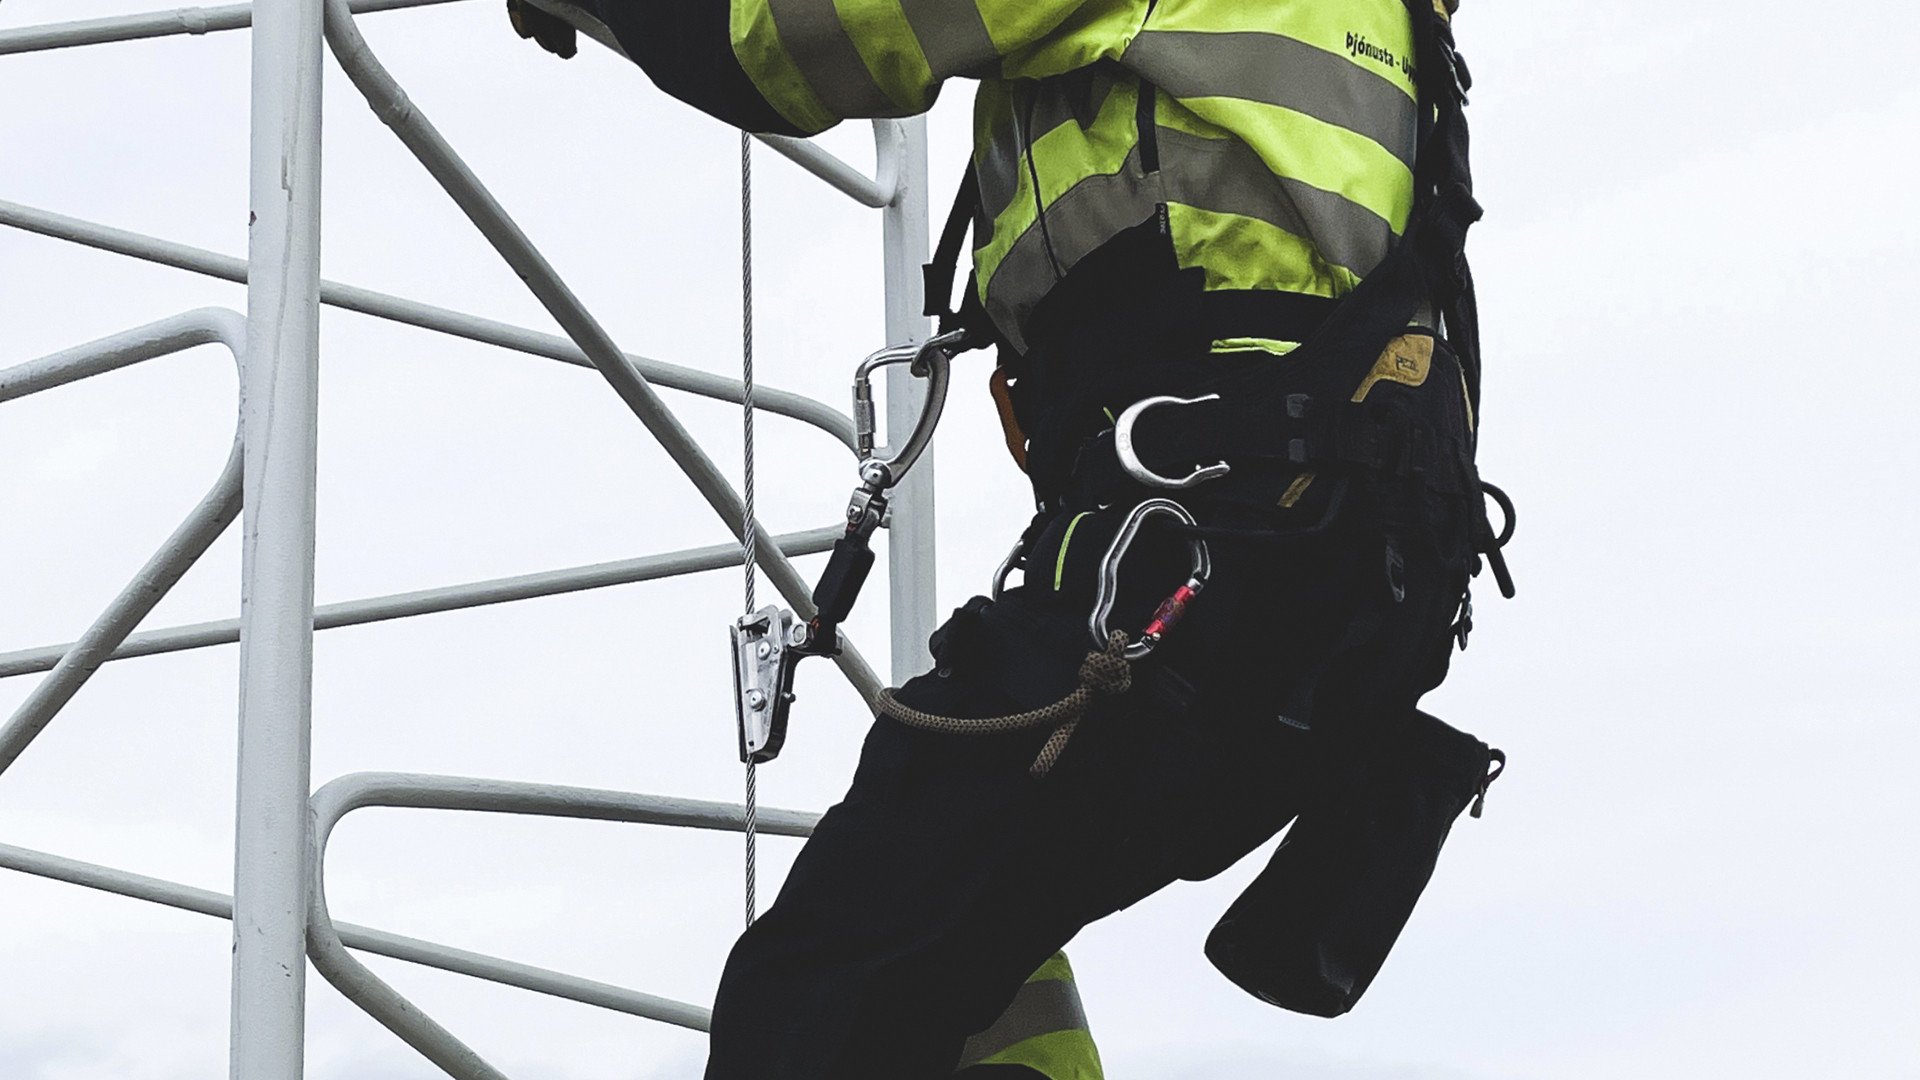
[852,328,970,491]
[1089,498,1213,661]
[1112,393,1232,490]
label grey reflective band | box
[899,0,998,79]
[955,976,1091,1068]
[766,0,903,117]
[975,112,1024,228]
[977,75,1128,229]
[1123,29,1418,167]
[1157,128,1395,275]
[1030,72,1118,142]
[983,126,1398,349]
[984,145,1160,351]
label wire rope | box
[739,130,759,931]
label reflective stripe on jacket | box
[728,0,1432,350]
[957,951,1103,1079]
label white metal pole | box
[878,117,936,685]
[232,0,325,1075]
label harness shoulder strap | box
[921,166,994,340]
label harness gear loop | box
[877,631,1132,778]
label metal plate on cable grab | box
[732,605,802,763]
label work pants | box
[703,479,1468,1079]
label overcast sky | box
[3,1,1918,1078]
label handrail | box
[0,0,468,55]
[0,310,246,778]
[0,769,822,1042]
[0,838,718,1021]
[0,199,858,450]
[758,122,905,209]
[307,773,819,1079]
[321,0,883,702]
[0,0,932,1070]
[0,525,844,680]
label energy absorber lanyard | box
[730,329,971,763]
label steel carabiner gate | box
[1088,498,1213,661]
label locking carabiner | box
[730,330,976,764]
[852,328,969,491]
[1089,498,1213,661]
[1113,394,1232,490]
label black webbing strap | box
[923,166,989,337]
[1077,0,1513,591]
[1156,0,1480,430]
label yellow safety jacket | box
[957,952,1102,1079]
[729,0,1434,351]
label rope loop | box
[1077,632,1133,695]
[876,632,1133,778]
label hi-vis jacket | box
[957,951,1102,1079]
[726,0,1432,352]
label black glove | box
[506,0,578,59]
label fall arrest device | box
[731,328,969,764]
[729,330,1221,773]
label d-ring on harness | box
[1114,394,1231,490]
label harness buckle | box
[1113,394,1232,490]
[1089,498,1213,661]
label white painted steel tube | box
[755,125,901,209]
[321,0,882,702]
[306,774,818,1076]
[232,0,325,1075]
[0,0,466,55]
[0,200,857,448]
[876,117,939,684]
[0,444,241,771]
[0,310,247,777]
[0,837,698,1027]
[0,526,843,679]
[0,770,822,1028]
[0,307,243,403]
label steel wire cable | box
[739,130,759,931]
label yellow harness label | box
[1351,333,1434,402]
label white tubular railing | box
[0,526,845,680]
[322,0,889,699]
[0,310,246,777]
[306,774,818,1079]
[0,198,860,448]
[0,0,463,55]
[0,0,941,1075]
[0,769,822,1063]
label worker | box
[506,1,1505,1078]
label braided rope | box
[875,632,1133,777]
[739,130,758,929]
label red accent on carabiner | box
[1142,584,1200,640]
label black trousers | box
[704,480,1467,1079]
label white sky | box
[2,1,1917,1078]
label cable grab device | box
[731,328,973,763]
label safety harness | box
[937,0,1508,587]
[735,0,1513,772]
